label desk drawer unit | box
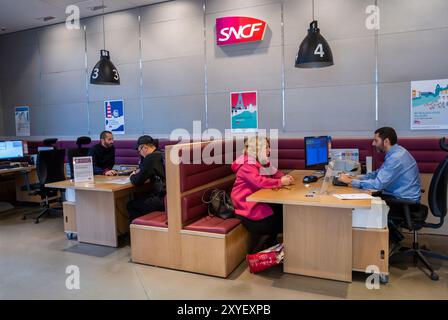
[352,227,389,275]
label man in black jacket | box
[88,131,116,175]
[127,135,166,222]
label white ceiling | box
[0,0,169,34]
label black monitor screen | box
[305,136,329,168]
[0,140,24,160]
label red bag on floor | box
[246,243,284,274]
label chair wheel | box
[34,220,39,224]
[431,273,439,281]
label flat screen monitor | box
[0,140,24,160]
[305,136,330,168]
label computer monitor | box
[305,136,330,168]
[0,140,24,160]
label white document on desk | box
[106,178,130,185]
[333,193,374,200]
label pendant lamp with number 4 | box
[295,0,334,68]
[90,1,120,85]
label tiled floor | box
[1,207,447,300]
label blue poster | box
[104,100,125,134]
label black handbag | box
[202,189,235,219]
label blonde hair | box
[244,136,270,164]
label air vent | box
[36,16,56,22]
[87,5,107,11]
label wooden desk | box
[0,166,45,203]
[247,170,389,282]
[46,176,147,247]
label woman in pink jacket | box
[231,136,294,253]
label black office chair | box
[67,136,92,179]
[388,137,448,281]
[22,149,66,224]
[43,138,58,148]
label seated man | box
[88,131,116,176]
[127,135,166,222]
[339,127,422,242]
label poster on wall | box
[104,100,125,134]
[230,91,258,132]
[15,106,30,136]
[411,79,448,130]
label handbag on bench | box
[202,189,235,220]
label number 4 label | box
[314,43,324,57]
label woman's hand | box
[281,175,294,186]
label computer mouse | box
[303,175,318,183]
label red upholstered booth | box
[132,196,168,228]
[373,138,446,174]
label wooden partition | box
[131,140,249,277]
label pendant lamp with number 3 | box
[295,0,334,68]
[90,0,120,85]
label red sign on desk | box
[216,16,267,46]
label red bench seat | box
[184,215,241,234]
[132,211,167,228]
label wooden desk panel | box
[45,175,133,192]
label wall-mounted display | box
[411,79,448,130]
[15,106,30,137]
[216,16,267,46]
[105,100,125,134]
[230,91,258,132]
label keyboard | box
[0,164,18,170]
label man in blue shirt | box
[339,127,422,243]
[339,127,421,202]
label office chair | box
[22,149,66,224]
[67,136,92,179]
[388,137,448,281]
[43,138,58,148]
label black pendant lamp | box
[295,0,333,68]
[90,0,120,85]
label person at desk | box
[127,135,166,222]
[338,127,421,242]
[88,131,116,176]
[231,136,294,253]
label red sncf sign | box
[216,16,267,46]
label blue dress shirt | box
[351,144,421,202]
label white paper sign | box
[15,106,30,136]
[73,156,94,183]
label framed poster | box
[105,100,125,134]
[411,79,448,130]
[15,106,30,136]
[230,91,258,132]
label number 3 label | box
[314,43,324,58]
[92,68,99,79]
[113,69,119,81]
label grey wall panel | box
[378,0,448,34]
[284,36,376,89]
[0,73,41,108]
[0,42,40,77]
[88,63,140,102]
[284,84,376,132]
[378,28,448,84]
[89,99,143,136]
[205,2,282,54]
[85,10,140,69]
[207,90,283,132]
[143,95,205,134]
[37,23,85,44]
[284,0,375,46]
[45,103,88,136]
[42,70,86,106]
[206,0,280,14]
[142,55,205,98]
[378,82,448,137]
[39,36,85,74]
[207,45,282,93]
[141,16,204,61]
[140,0,203,24]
